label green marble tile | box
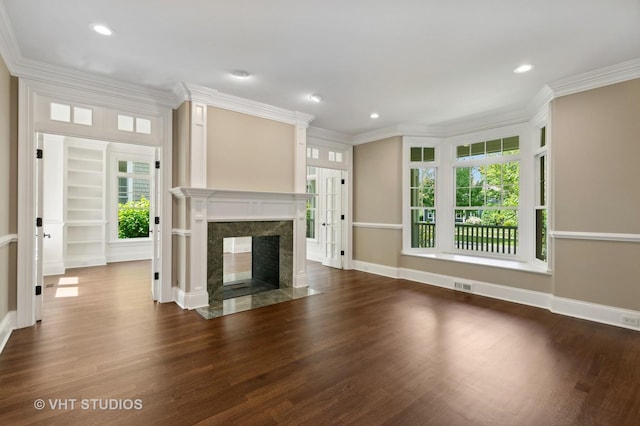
[208,221,294,304]
[195,288,322,319]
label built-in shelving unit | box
[64,143,107,267]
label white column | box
[185,194,209,307]
[293,120,309,287]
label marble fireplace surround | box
[170,187,310,309]
[208,220,293,303]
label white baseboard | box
[173,287,209,310]
[43,261,65,276]
[353,260,400,279]
[65,257,107,269]
[0,311,16,355]
[551,297,640,331]
[354,260,640,332]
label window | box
[409,147,436,248]
[49,102,93,125]
[454,137,519,255]
[117,114,152,134]
[306,166,318,239]
[116,159,151,239]
[535,127,548,261]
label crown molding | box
[307,126,354,145]
[0,1,20,72]
[548,57,640,98]
[352,123,444,145]
[178,82,315,127]
[13,58,177,108]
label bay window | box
[403,125,548,270]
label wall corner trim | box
[0,311,17,355]
[353,260,640,332]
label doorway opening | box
[36,133,159,320]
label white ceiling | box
[2,0,640,136]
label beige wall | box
[552,78,640,310]
[206,107,295,192]
[352,136,403,267]
[353,227,402,267]
[553,79,640,234]
[353,136,403,224]
[173,101,191,189]
[0,56,18,317]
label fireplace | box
[208,221,293,304]
[169,187,309,310]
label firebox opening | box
[222,236,280,299]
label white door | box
[150,150,161,301]
[321,169,344,269]
[35,134,44,321]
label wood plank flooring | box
[1,260,640,425]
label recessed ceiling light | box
[231,70,251,79]
[91,24,112,36]
[514,64,534,74]
[308,94,322,103]
[370,112,380,119]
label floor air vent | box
[454,282,473,292]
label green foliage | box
[118,197,150,238]
[455,161,519,226]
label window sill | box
[400,250,551,275]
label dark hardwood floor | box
[1,260,640,425]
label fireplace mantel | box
[170,187,310,309]
[170,187,310,222]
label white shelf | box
[65,143,106,267]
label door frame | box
[16,77,174,328]
[305,136,353,270]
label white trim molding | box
[353,222,403,230]
[549,57,640,98]
[353,260,640,332]
[176,83,314,127]
[173,288,208,311]
[0,311,16,355]
[172,228,192,237]
[550,231,640,243]
[0,234,17,248]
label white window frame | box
[402,124,548,272]
[402,137,442,253]
[109,152,154,242]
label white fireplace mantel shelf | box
[170,187,310,222]
[170,187,311,201]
